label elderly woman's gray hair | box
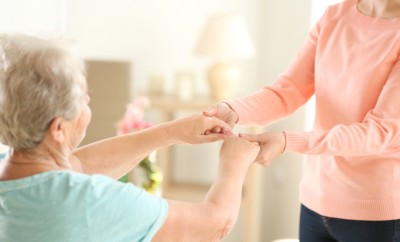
[0,34,86,150]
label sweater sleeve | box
[226,13,325,125]
[285,58,400,156]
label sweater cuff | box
[284,131,308,153]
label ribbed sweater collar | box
[344,0,400,31]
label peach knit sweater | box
[228,0,400,221]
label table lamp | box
[194,13,255,100]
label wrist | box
[218,160,249,179]
[159,121,180,145]
[222,102,239,124]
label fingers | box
[199,116,232,141]
[238,133,260,142]
[203,105,217,117]
[254,154,271,167]
[204,128,230,136]
[201,133,230,142]
[211,127,221,133]
[205,126,228,135]
[238,133,274,166]
[207,116,232,135]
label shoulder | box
[320,0,355,25]
[27,171,141,201]
[29,171,167,241]
[84,173,168,214]
[45,171,168,223]
[85,174,168,241]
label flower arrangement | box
[116,96,162,195]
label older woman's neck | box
[358,0,400,18]
[0,148,72,181]
[9,147,72,170]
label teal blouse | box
[0,170,168,242]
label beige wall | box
[65,0,263,97]
[81,60,132,146]
[0,0,67,35]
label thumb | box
[238,133,260,142]
[203,105,217,117]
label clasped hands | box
[203,102,286,166]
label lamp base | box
[207,62,241,100]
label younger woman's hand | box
[238,132,286,166]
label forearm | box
[285,61,400,156]
[228,38,316,126]
[153,136,257,242]
[152,164,250,242]
[204,163,249,227]
[74,122,174,179]
[73,114,230,179]
[285,118,400,156]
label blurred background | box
[0,0,341,241]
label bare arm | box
[72,114,232,179]
[152,136,260,242]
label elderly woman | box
[0,34,260,242]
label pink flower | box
[117,96,152,135]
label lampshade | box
[194,13,255,60]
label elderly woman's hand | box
[203,102,238,134]
[238,131,286,166]
[167,114,232,144]
[220,135,260,168]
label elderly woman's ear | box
[47,117,66,144]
